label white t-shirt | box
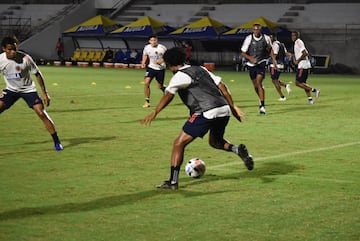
[142,43,167,70]
[165,65,230,119]
[0,51,39,93]
[294,38,311,69]
[241,34,272,67]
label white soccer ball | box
[185,158,206,178]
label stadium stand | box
[2,0,359,72]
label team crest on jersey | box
[16,65,21,71]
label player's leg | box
[256,73,266,114]
[143,75,152,108]
[0,101,6,113]
[155,69,166,93]
[0,89,19,114]
[295,69,319,104]
[208,116,254,170]
[157,130,194,190]
[271,67,286,100]
[157,114,205,189]
[24,92,63,151]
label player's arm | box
[240,36,256,64]
[35,72,50,107]
[24,54,51,106]
[271,48,278,69]
[141,53,149,69]
[141,92,174,126]
[217,82,244,122]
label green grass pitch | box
[0,66,359,241]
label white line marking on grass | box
[209,141,360,170]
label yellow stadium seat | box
[85,49,95,61]
[71,48,81,61]
[93,50,103,62]
[78,49,89,61]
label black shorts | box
[248,62,266,80]
[270,67,282,80]
[0,89,43,110]
[296,68,309,83]
[183,113,230,139]
[144,67,165,85]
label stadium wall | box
[18,0,97,60]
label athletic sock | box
[51,132,61,144]
[260,101,265,107]
[229,144,239,154]
[170,166,180,184]
[145,98,150,103]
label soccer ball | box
[185,158,206,178]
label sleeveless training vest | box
[178,66,228,116]
[274,40,286,65]
[247,34,269,63]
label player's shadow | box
[180,161,299,188]
[63,136,117,148]
[0,189,226,221]
[24,136,117,149]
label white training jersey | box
[143,43,167,70]
[294,38,312,69]
[0,51,40,93]
[165,65,230,119]
[241,34,272,67]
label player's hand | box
[231,106,245,122]
[43,93,51,107]
[141,110,157,126]
[249,55,257,64]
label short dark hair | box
[1,37,16,48]
[253,23,262,30]
[270,32,277,38]
[163,47,186,67]
[148,35,158,39]
[292,31,300,37]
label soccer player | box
[141,35,167,108]
[141,47,254,190]
[269,33,291,101]
[0,36,63,151]
[290,31,320,104]
[241,23,273,115]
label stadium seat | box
[113,49,125,63]
[135,50,142,64]
[92,50,103,62]
[85,49,95,62]
[78,49,89,61]
[71,48,81,61]
[123,50,132,63]
[92,49,105,62]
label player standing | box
[0,36,63,151]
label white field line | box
[209,141,360,170]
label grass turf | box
[0,66,359,241]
